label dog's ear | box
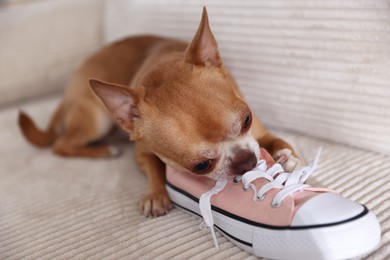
[89,79,139,135]
[184,6,222,67]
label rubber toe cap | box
[291,193,365,227]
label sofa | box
[1,0,389,259]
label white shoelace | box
[198,148,322,249]
[199,179,228,249]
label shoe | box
[166,148,381,260]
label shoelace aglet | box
[312,146,323,169]
[210,226,219,250]
[199,222,219,249]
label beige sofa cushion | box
[0,0,104,105]
[104,0,390,155]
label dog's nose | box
[231,151,257,175]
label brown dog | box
[19,7,301,217]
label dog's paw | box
[274,148,303,173]
[140,190,173,218]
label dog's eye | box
[193,160,212,174]
[242,112,252,132]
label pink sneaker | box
[166,149,381,260]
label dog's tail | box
[18,104,64,147]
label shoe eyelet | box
[256,194,265,201]
[243,185,250,191]
[271,200,282,208]
[233,176,242,184]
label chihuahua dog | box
[19,7,301,217]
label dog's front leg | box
[251,115,303,172]
[135,142,173,217]
[258,132,303,172]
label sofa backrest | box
[104,0,390,155]
[2,0,389,155]
[0,0,104,106]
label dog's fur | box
[19,7,301,217]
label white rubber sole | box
[167,182,381,260]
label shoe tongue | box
[260,148,276,168]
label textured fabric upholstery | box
[0,0,104,105]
